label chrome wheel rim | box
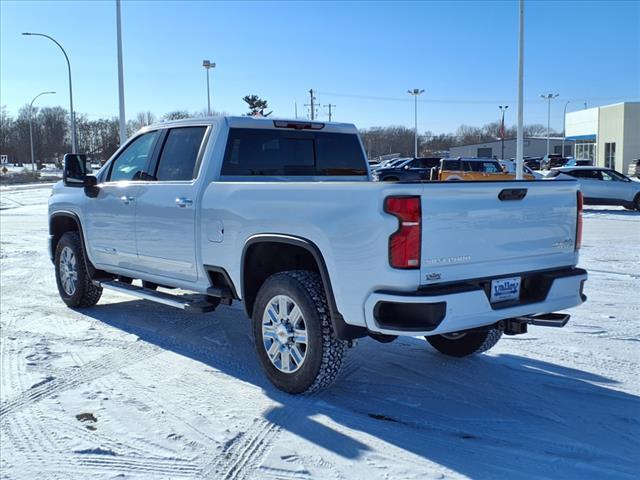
[59,246,78,296]
[441,331,467,340]
[262,295,308,373]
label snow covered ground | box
[1,185,638,479]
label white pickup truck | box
[49,117,587,393]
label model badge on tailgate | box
[424,255,471,265]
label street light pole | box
[29,91,56,172]
[407,88,424,158]
[202,60,216,115]
[499,105,509,160]
[116,0,127,146]
[562,100,570,157]
[22,32,77,153]
[540,93,559,156]
[515,0,525,180]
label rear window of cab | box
[221,128,368,176]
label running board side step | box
[501,313,570,335]
[94,280,218,313]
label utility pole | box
[324,103,336,122]
[407,88,424,158]
[540,93,559,156]
[294,101,298,119]
[116,0,127,146]
[305,89,317,120]
[499,105,509,160]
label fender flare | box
[49,211,96,277]
[241,234,367,341]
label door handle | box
[175,197,193,208]
[120,196,134,204]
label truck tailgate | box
[420,180,579,285]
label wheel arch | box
[49,211,102,279]
[241,234,367,341]
[49,211,83,262]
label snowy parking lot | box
[1,185,638,479]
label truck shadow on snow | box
[85,299,640,479]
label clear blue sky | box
[1,0,639,133]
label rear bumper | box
[364,267,587,336]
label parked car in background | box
[627,158,640,179]
[541,154,568,170]
[523,157,543,170]
[565,158,593,167]
[435,157,535,181]
[374,157,406,170]
[373,157,441,181]
[548,166,640,211]
[499,160,544,179]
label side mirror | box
[63,153,89,187]
[84,175,99,198]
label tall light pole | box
[116,0,127,145]
[562,100,570,157]
[407,88,424,158]
[540,93,559,156]
[202,60,216,115]
[29,91,56,172]
[515,0,525,179]
[498,105,509,159]
[22,32,77,153]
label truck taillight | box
[384,196,421,269]
[576,191,583,250]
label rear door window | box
[442,159,460,170]
[155,126,207,181]
[221,129,367,176]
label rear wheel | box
[426,328,502,357]
[252,270,347,394]
[55,232,102,308]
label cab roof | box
[141,116,359,135]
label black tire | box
[54,231,102,308]
[426,328,502,358]
[252,270,347,394]
[634,194,640,212]
[382,176,399,182]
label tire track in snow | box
[0,341,160,418]
[203,360,359,480]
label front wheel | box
[54,232,102,308]
[426,328,502,357]
[252,270,347,394]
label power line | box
[315,90,639,105]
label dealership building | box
[448,137,574,160]
[565,102,640,173]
